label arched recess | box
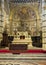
[9,5,40,35]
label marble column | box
[0,0,4,42]
[42,0,46,50]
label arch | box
[9,5,40,35]
[9,5,40,20]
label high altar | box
[9,4,41,50]
[0,0,43,50]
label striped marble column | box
[0,0,3,42]
[42,0,46,50]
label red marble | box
[0,49,46,53]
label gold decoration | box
[21,7,27,14]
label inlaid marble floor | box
[0,60,46,65]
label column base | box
[42,44,46,50]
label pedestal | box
[10,35,32,50]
